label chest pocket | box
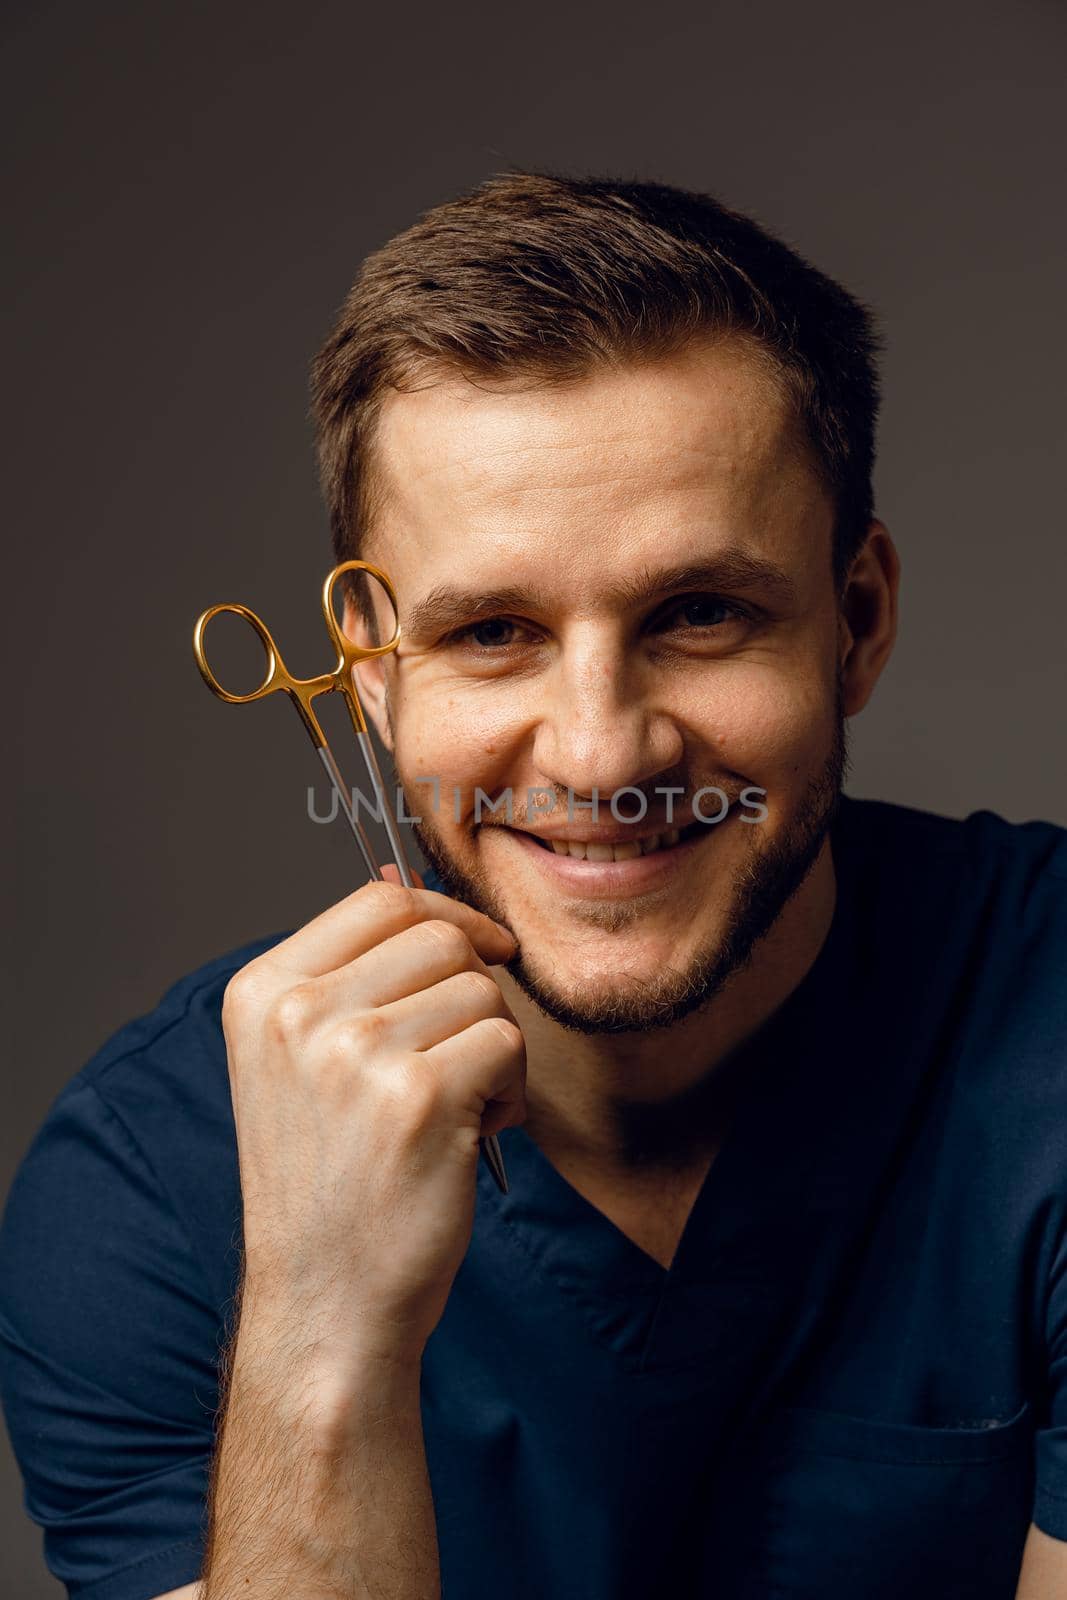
[699,1400,1035,1600]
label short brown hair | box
[310,171,882,591]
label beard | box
[403,698,849,1036]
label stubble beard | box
[402,704,849,1036]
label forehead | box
[365,339,826,579]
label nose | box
[530,627,684,800]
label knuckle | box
[221,971,250,1027]
[265,984,317,1043]
[327,1011,385,1063]
[457,969,502,1009]
[488,1016,526,1054]
[222,963,261,1019]
[383,1059,440,1131]
[417,919,470,961]
[359,880,412,919]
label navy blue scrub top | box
[4,793,1067,1599]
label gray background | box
[3,1,1065,1591]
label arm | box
[1016,1523,1067,1598]
[201,1315,435,1598]
[197,875,523,1600]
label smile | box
[494,814,728,898]
[527,820,707,862]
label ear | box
[342,595,395,753]
[837,520,901,716]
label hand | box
[220,870,524,1386]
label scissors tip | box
[481,1135,509,1194]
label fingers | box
[259,879,515,982]
[422,1015,527,1132]
[370,968,513,1054]
[308,916,495,1015]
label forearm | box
[202,1305,440,1600]
[196,886,522,1597]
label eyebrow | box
[401,549,797,640]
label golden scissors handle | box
[192,560,402,744]
[321,558,405,734]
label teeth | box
[541,827,688,862]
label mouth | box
[493,809,735,899]
[519,818,708,862]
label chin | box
[501,940,735,1035]
[494,880,717,963]
[496,886,734,1033]
[531,926,686,980]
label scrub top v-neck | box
[3,793,1067,1600]
[420,804,975,1598]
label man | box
[3,171,1066,1600]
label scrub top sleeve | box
[0,1074,220,1600]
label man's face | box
[354,338,848,1033]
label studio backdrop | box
[4,2,1065,1594]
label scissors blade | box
[480,1134,509,1194]
[352,729,415,889]
[316,744,382,883]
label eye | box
[654,594,751,631]
[447,617,534,651]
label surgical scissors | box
[193,558,509,1194]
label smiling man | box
[360,340,848,1042]
[3,173,1067,1600]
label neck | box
[496,837,837,1179]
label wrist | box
[227,1299,424,1452]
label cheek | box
[705,670,835,784]
[392,689,525,815]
